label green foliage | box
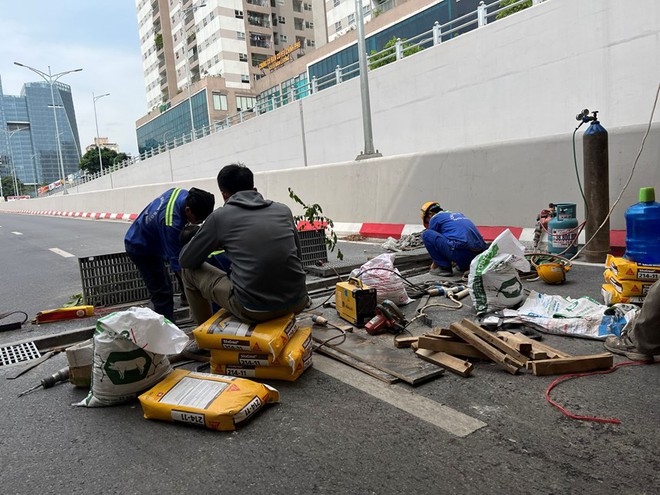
[496,0,533,20]
[288,187,343,261]
[369,37,422,70]
[1,175,27,197]
[79,147,128,175]
[155,33,164,50]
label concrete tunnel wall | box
[1,0,659,230]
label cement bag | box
[210,354,313,382]
[193,309,297,357]
[351,253,413,305]
[138,369,280,431]
[468,229,530,314]
[209,326,312,373]
[76,307,189,407]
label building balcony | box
[246,0,269,7]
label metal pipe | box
[93,92,110,176]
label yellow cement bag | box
[210,353,313,382]
[138,369,280,431]
[603,269,655,296]
[193,309,297,357]
[606,255,660,281]
[209,326,312,373]
[601,283,646,305]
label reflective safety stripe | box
[208,250,225,257]
[165,188,182,226]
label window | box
[348,13,355,25]
[304,3,312,10]
[281,34,288,43]
[333,0,340,6]
[278,16,285,24]
[212,92,228,111]
[241,74,250,83]
[334,21,342,31]
[305,20,314,28]
[237,31,245,39]
[307,39,315,47]
[239,53,248,61]
[236,95,256,111]
[235,10,244,18]
[363,4,371,16]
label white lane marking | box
[11,231,22,235]
[49,248,75,258]
[313,354,486,437]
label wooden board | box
[394,336,418,348]
[449,323,520,375]
[495,331,533,355]
[461,320,528,366]
[417,336,488,360]
[314,344,400,384]
[311,326,444,385]
[529,353,614,376]
[498,331,570,359]
[416,349,474,377]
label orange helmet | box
[420,202,442,227]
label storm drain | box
[0,341,41,367]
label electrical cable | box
[545,359,658,424]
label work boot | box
[604,334,654,361]
[429,266,453,277]
[180,292,189,307]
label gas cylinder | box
[624,187,660,264]
[548,203,578,257]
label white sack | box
[351,253,414,305]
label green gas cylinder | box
[548,203,579,257]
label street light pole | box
[92,92,110,176]
[0,127,28,197]
[14,62,82,195]
[179,1,206,141]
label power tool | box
[365,299,408,335]
[335,277,377,327]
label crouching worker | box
[179,163,309,324]
[604,280,660,361]
[124,187,215,321]
[420,201,487,277]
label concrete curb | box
[5,209,626,253]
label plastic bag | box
[468,229,530,314]
[350,253,413,305]
[76,307,189,408]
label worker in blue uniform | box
[420,201,487,277]
[124,187,215,321]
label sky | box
[0,1,145,156]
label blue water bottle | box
[624,187,660,264]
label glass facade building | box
[0,78,81,187]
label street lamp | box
[14,62,82,195]
[93,92,110,175]
[179,1,206,140]
[0,126,28,197]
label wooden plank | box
[496,331,533,355]
[432,327,457,338]
[416,349,474,377]
[461,320,528,367]
[313,344,400,384]
[501,331,571,359]
[448,323,520,375]
[394,336,418,348]
[311,326,444,385]
[417,336,489,360]
[529,353,614,376]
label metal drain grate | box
[78,252,179,307]
[0,342,41,367]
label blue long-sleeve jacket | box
[124,188,188,272]
[428,211,486,251]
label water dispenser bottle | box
[624,187,660,264]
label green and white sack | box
[468,229,530,315]
[75,307,189,407]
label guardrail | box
[41,0,541,196]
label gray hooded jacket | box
[179,190,307,311]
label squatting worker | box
[124,187,215,321]
[179,163,308,324]
[420,201,487,277]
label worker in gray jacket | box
[180,163,308,324]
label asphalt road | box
[0,213,658,495]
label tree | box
[79,147,128,175]
[369,37,422,70]
[497,0,532,20]
[1,175,27,197]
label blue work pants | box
[422,230,482,272]
[126,252,174,321]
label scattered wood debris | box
[413,319,614,377]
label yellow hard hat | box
[420,202,442,221]
[536,262,570,284]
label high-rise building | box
[135,0,320,153]
[0,77,81,187]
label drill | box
[18,367,70,397]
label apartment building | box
[135,0,320,152]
